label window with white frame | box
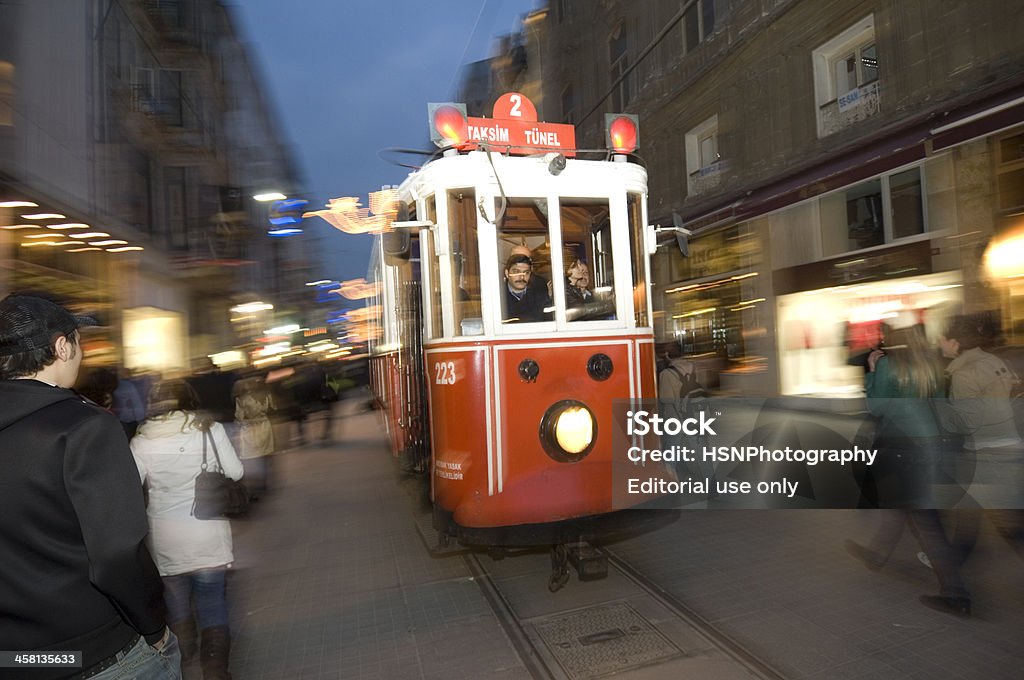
[682,0,715,53]
[812,15,879,137]
[685,115,720,195]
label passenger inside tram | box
[502,252,553,323]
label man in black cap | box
[502,253,553,323]
[0,294,180,679]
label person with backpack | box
[658,343,715,486]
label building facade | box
[0,0,303,372]
[533,0,1024,397]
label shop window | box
[558,199,617,322]
[608,23,634,111]
[820,167,926,256]
[447,189,482,336]
[682,0,715,53]
[497,198,553,325]
[812,16,879,137]
[685,115,721,196]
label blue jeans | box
[162,569,229,630]
[89,634,181,680]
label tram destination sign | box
[434,93,577,156]
[465,116,576,156]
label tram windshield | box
[496,197,621,327]
[558,198,617,322]
[498,199,554,324]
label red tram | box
[365,95,676,578]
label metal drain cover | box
[533,601,682,679]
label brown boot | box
[169,619,197,663]
[199,626,232,680]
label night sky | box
[233,0,539,283]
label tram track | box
[463,546,789,680]
[463,552,558,680]
[599,547,789,680]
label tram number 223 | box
[434,361,457,385]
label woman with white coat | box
[132,379,243,680]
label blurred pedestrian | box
[234,374,275,500]
[928,313,1024,612]
[131,379,243,679]
[113,366,147,439]
[844,318,971,617]
[76,365,119,411]
[0,294,178,678]
[659,343,715,486]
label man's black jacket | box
[0,379,165,678]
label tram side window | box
[424,197,443,339]
[447,189,483,336]
[627,192,648,327]
[497,198,553,324]
[559,199,617,322]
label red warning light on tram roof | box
[606,114,639,154]
[429,102,470,147]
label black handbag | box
[192,428,249,519]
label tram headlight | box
[539,400,596,462]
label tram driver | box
[502,253,553,323]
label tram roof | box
[396,151,648,201]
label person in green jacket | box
[845,319,972,618]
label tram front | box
[403,97,675,545]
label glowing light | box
[88,239,128,246]
[25,232,61,238]
[0,201,38,208]
[254,192,287,202]
[607,115,639,153]
[984,226,1024,280]
[433,105,469,146]
[21,238,86,248]
[1,224,38,230]
[106,246,144,252]
[672,307,717,319]
[265,324,300,335]
[231,301,274,314]
[66,247,102,253]
[46,223,89,230]
[335,278,380,300]
[21,213,65,220]
[68,232,109,239]
[302,188,399,234]
[554,407,594,454]
[268,227,302,237]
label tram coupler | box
[567,541,608,582]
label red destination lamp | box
[605,113,639,154]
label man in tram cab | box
[503,253,553,323]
